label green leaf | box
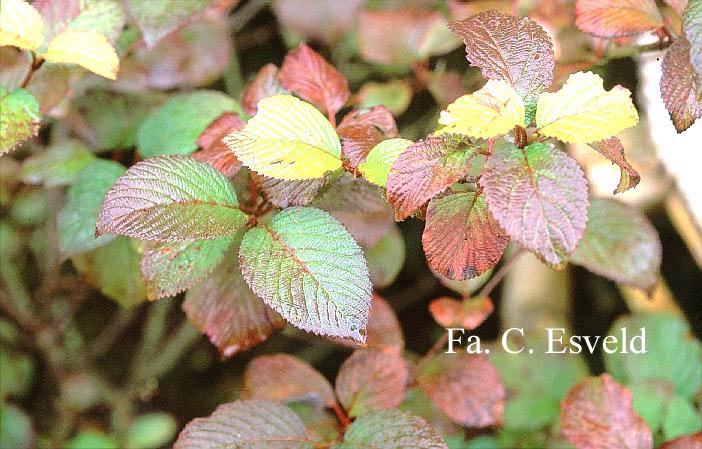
[174,399,315,449]
[364,225,405,288]
[0,88,40,155]
[36,0,126,43]
[359,138,412,187]
[333,409,448,449]
[126,413,178,449]
[0,404,34,449]
[126,0,210,47]
[65,430,118,449]
[571,199,661,292]
[0,346,34,397]
[504,392,559,431]
[663,396,702,441]
[356,80,413,115]
[224,95,342,180]
[96,156,249,242]
[141,237,234,300]
[605,313,702,399]
[630,380,674,433]
[239,207,371,342]
[137,91,241,158]
[20,140,95,187]
[58,159,126,257]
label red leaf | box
[417,353,504,428]
[335,350,408,417]
[192,112,245,177]
[428,296,494,330]
[331,293,405,351]
[243,354,336,407]
[575,0,663,37]
[448,10,555,106]
[241,63,288,117]
[423,192,508,280]
[182,257,284,358]
[660,434,702,449]
[661,37,702,133]
[588,137,641,193]
[255,174,328,209]
[480,142,589,267]
[337,106,398,168]
[387,135,480,221]
[279,42,350,117]
[561,374,653,449]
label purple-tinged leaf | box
[331,293,404,351]
[335,350,408,417]
[256,174,328,209]
[96,156,250,242]
[126,0,211,48]
[192,112,245,177]
[561,374,653,449]
[588,138,641,193]
[683,0,702,94]
[387,135,480,220]
[337,106,398,168]
[279,43,350,118]
[417,353,504,428]
[273,0,363,44]
[241,63,288,117]
[572,199,662,293]
[660,434,702,449]
[661,37,702,133]
[174,399,314,449]
[243,354,336,407]
[480,142,589,267]
[423,192,508,280]
[575,0,663,37]
[183,253,284,358]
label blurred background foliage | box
[0,0,700,448]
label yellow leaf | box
[224,95,342,180]
[0,0,45,51]
[41,30,119,80]
[536,71,639,144]
[436,79,525,139]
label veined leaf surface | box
[588,138,641,193]
[437,80,525,138]
[192,112,245,177]
[660,37,702,133]
[239,207,371,342]
[575,0,663,37]
[536,71,639,144]
[480,142,589,266]
[359,138,412,188]
[96,156,249,242]
[241,63,288,116]
[337,106,398,169]
[224,95,342,180]
[0,88,40,155]
[684,0,702,93]
[0,0,45,51]
[42,30,119,80]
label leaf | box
[536,71,639,144]
[0,88,40,155]
[312,173,395,246]
[561,374,653,449]
[335,409,447,449]
[141,237,234,300]
[173,399,314,449]
[224,95,342,180]
[126,0,210,47]
[241,63,288,116]
[279,42,350,117]
[480,141,589,266]
[71,237,146,307]
[588,138,641,193]
[364,226,406,289]
[661,37,702,133]
[0,0,45,51]
[256,175,328,209]
[272,0,363,45]
[137,90,242,157]
[20,140,94,188]
[575,0,664,37]
[126,413,178,449]
[428,296,494,330]
[330,293,405,351]
[447,10,554,121]
[58,159,125,256]
[183,251,284,358]
[437,80,525,138]
[604,313,702,399]
[387,135,481,220]
[684,0,702,94]
[660,434,702,449]
[41,30,119,80]
[96,156,249,242]
[192,112,245,177]
[243,354,336,407]
[337,106,398,169]
[356,80,413,116]
[423,192,509,280]
[239,207,371,342]
[0,404,34,449]
[417,353,504,428]
[663,396,702,441]
[34,0,126,43]
[335,350,408,417]
[571,199,661,292]
[359,138,413,188]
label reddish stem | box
[331,402,351,432]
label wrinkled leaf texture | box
[575,0,663,37]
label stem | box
[330,402,351,433]
[138,320,199,382]
[425,333,449,358]
[88,308,136,361]
[20,53,44,88]
[476,248,525,299]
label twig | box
[230,0,270,33]
[88,308,136,361]
[476,248,525,299]
[19,53,45,89]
